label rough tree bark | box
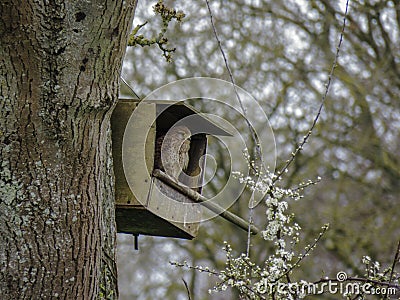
[0,1,137,299]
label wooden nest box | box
[111,99,231,239]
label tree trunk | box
[0,1,137,298]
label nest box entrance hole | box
[152,104,208,193]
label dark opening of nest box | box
[111,99,231,239]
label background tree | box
[119,0,400,299]
[0,1,137,298]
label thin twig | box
[120,75,141,99]
[170,261,220,276]
[246,194,254,257]
[273,0,349,184]
[274,225,329,283]
[204,0,262,165]
[182,278,192,300]
[205,0,262,259]
[291,177,322,191]
[388,240,400,288]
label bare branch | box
[273,0,349,184]
[388,240,400,288]
[182,278,192,300]
[204,0,262,165]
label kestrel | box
[155,126,191,181]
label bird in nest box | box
[154,125,191,182]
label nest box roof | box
[122,99,233,136]
[156,101,232,136]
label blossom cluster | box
[211,160,327,299]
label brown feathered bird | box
[155,126,191,181]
